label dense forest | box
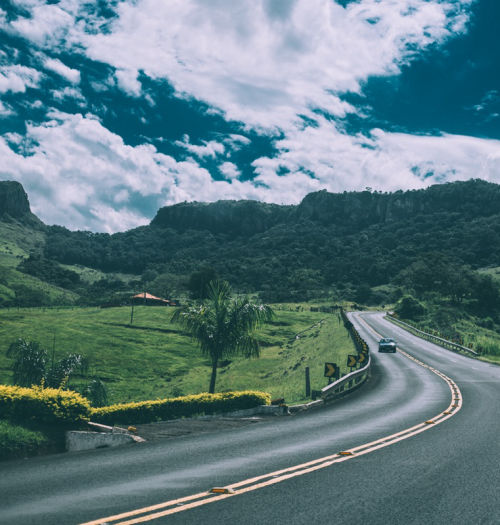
[1,179,500,319]
[37,179,500,302]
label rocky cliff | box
[0,180,44,228]
[0,180,31,219]
[151,199,292,236]
[151,179,500,236]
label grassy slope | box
[398,297,500,366]
[0,221,78,304]
[0,305,356,404]
[60,263,136,285]
[0,420,49,460]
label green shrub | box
[91,390,271,425]
[0,384,91,427]
[476,337,500,356]
[394,295,426,320]
[0,420,48,460]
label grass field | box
[0,221,79,305]
[0,305,356,404]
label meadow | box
[0,304,356,405]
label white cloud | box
[9,2,76,46]
[1,110,499,233]
[4,0,496,233]
[219,161,240,180]
[0,111,198,231]
[175,136,225,158]
[0,65,41,93]
[52,86,86,104]
[0,101,14,117]
[115,68,141,96]
[225,134,251,149]
[251,118,500,198]
[76,0,472,131]
[44,57,80,83]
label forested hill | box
[150,179,500,236]
[2,178,500,304]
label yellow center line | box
[82,312,463,525]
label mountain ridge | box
[2,178,500,236]
[2,178,500,305]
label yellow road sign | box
[324,362,339,378]
[357,352,367,365]
[347,355,357,368]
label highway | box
[1,312,499,525]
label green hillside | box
[2,179,500,365]
[0,305,355,404]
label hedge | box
[0,385,91,427]
[91,390,271,425]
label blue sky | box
[0,0,499,232]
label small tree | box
[7,339,47,387]
[45,354,88,389]
[7,338,87,389]
[84,377,109,407]
[172,280,274,393]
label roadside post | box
[305,366,311,398]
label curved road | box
[1,312,499,524]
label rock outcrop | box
[0,180,31,219]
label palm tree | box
[172,280,274,393]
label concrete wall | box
[66,431,136,452]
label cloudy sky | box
[0,0,499,232]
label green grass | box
[0,220,79,305]
[0,265,79,304]
[0,305,356,405]
[0,420,48,460]
[397,300,500,366]
[60,264,136,285]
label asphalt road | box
[1,312,499,525]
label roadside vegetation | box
[0,420,49,460]
[172,280,274,393]
[0,303,355,405]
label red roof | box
[132,292,170,303]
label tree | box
[7,339,47,387]
[84,377,108,407]
[45,354,88,389]
[394,295,426,320]
[187,267,218,299]
[7,338,87,389]
[172,280,274,393]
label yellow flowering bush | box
[0,384,91,426]
[91,390,271,425]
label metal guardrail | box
[321,354,371,400]
[385,315,479,356]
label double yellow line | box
[82,316,462,525]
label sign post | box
[347,354,357,371]
[305,366,311,398]
[324,362,339,384]
[357,352,367,366]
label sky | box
[0,0,499,232]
